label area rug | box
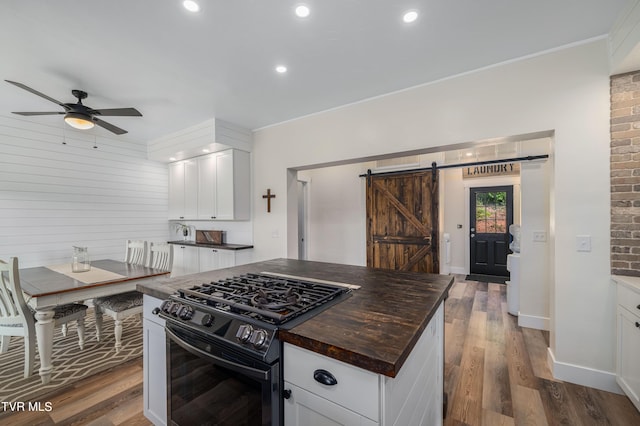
[465,274,509,284]
[0,310,143,405]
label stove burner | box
[177,273,350,325]
[251,288,301,311]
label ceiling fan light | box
[64,113,94,130]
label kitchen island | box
[138,258,453,425]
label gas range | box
[157,272,353,363]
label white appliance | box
[506,253,520,316]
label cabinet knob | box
[313,369,338,386]
[637,304,640,310]
[636,322,640,329]
[283,389,292,399]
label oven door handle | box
[166,327,270,382]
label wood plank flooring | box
[0,358,151,426]
[2,275,639,425]
[445,276,640,426]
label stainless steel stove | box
[155,272,352,426]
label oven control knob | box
[201,314,214,327]
[178,305,194,321]
[250,329,268,349]
[170,303,181,316]
[236,324,253,343]
[161,301,173,314]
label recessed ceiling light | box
[183,1,200,13]
[295,5,310,18]
[275,65,288,74]
[403,10,418,23]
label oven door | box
[166,322,281,426]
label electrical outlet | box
[532,231,547,242]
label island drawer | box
[618,284,640,316]
[284,343,380,422]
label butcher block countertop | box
[137,258,454,378]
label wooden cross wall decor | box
[262,188,276,212]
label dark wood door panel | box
[366,170,438,273]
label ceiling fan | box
[5,80,142,135]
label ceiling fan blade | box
[12,111,66,116]
[93,117,127,135]
[93,107,142,117]
[5,80,68,109]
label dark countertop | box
[167,240,253,250]
[137,258,453,378]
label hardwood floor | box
[2,276,639,425]
[444,277,640,426]
[0,358,151,426]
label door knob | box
[471,234,475,238]
[471,227,475,232]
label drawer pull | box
[637,304,640,310]
[636,322,640,329]
[314,369,337,386]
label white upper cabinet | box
[168,159,198,220]
[169,149,250,221]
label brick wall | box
[611,71,640,276]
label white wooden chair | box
[94,240,151,352]
[148,242,173,271]
[125,240,147,266]
[1,257,88,378]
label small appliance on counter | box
[195,229,224,245]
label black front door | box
[470,186,513,276]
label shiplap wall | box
[0,115,169,268]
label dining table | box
[19,259,171,384]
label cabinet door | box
[169,160,198,220]
[199,248,236,272]
[617,306,640,411]
[183,159,199,219]
[215,150,235,220]
[143,296,167,426]
[172,245,200,276]
[199,248,219,272]
[284,382,377,426]
[168,162,185,220]
[197,154,217,219]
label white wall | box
[297,162,373,266]
[519,160,551,330]
[0,115,169,268]
[252,39,615,391]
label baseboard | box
[449,266,466,275]
[517,313,550,331]
[546,348,623,394]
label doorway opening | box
[297,180,308,260]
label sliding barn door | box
[366,170,439,273]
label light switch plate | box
[532,231,547,242]
[576,235,591,252]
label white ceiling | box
[0,1,631,143]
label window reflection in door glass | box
[475,191,507,233]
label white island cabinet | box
[284,303,444,426]
[613,275,640,412]
[143,294,167,426]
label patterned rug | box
[0,310,143,404]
